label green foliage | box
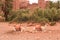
[0,0,2,7]
[56,9,60,21]
[1,0,13,21]
[49,22,56,26]
[8,9,30,22]
[6,8,60,23]
[5,0,13,13]
[0,0,3,10]
[48,1,60,9]
[44,8,60,22]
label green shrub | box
[56,9,60,21]
[8,9,30,22]
[7,8,60,23]
[44,8,59,22]
[49,22,56,26]
[30,8,49,23]
[8,11,17,21]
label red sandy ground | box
[0,22,60,40]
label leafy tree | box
[48,1,54,8]
[0,0,3,10]
[48,1,60,9]
[2,0,13,21]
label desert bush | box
[8,10,17,21]
[56,9,60,21]
[0,12,5,22]
[49,22,56,26]
[0,12,4,17]
[7,8,60,23]
[44,8,59,22]
[0,16,5,22]
[8,9,30,22]
[30,8,49,23]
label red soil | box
[0,22,60,40]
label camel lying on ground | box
[9,23,48,32]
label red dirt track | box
[0,22,60,40]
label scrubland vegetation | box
[0,0,60,25]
